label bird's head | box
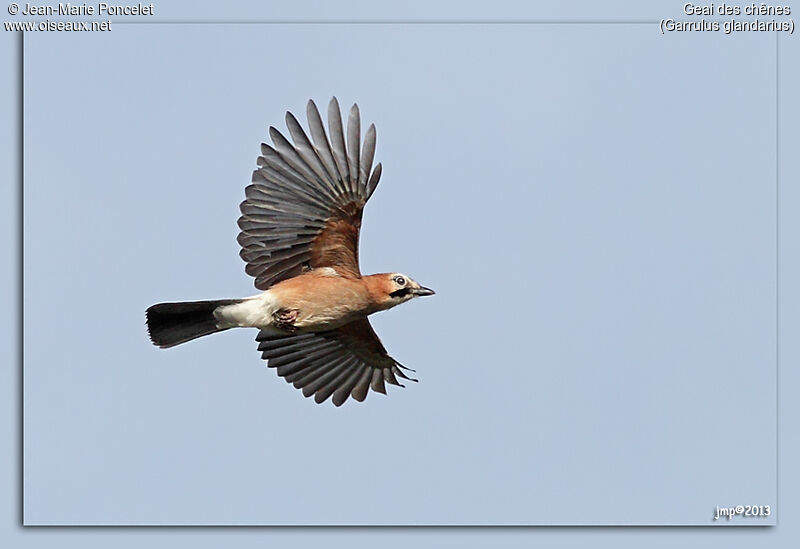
[367,273,435,311]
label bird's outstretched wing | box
[238,97,383,290]
[256,319,417,406]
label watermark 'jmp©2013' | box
[713,505,771,521]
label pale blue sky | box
[3,0,800,546]
[22,22,777,525]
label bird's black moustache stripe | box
[390,288,412,299]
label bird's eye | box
[394,276,406,286]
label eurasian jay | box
[146,98,434,406]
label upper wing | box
[238,98,383,290]
[256,319,417,406]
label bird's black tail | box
[146,299,242,349]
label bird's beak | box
[413,286,435,297]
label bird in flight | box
[146,98,434,406]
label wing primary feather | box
[306,100,349,197]
[267,340,340,368]
[252,170,330,216]
[257,330,314,343]
[237,224,318,239]
[295,358,346,391]
[314,357,359,404]
[269,127,335,200]
[241,204,323,226]
[287,363,329,386]
[392,364,419,383]
[239,204,323,226]
[332,364,365,407]
[346,104,361,198]
[259,252,312,281]
[239,244,307,267]
[351,366,374,402]
[256,149,336,208]
[282,350,344,382]
[285,111,339,197]
[244,183,329,220]
[277,358,324,379]
[393,359,416,373]
[383,367,405,388]
[258,335,326,356]
[300,355,352,397]
[239,238,316,257]
[366,162,382,200]
[256,333,322,364]
[244,249,311,279]
[260,145,336,208]
[327,97,352,199]
[359,123,376,191]
[370,368,386,395]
